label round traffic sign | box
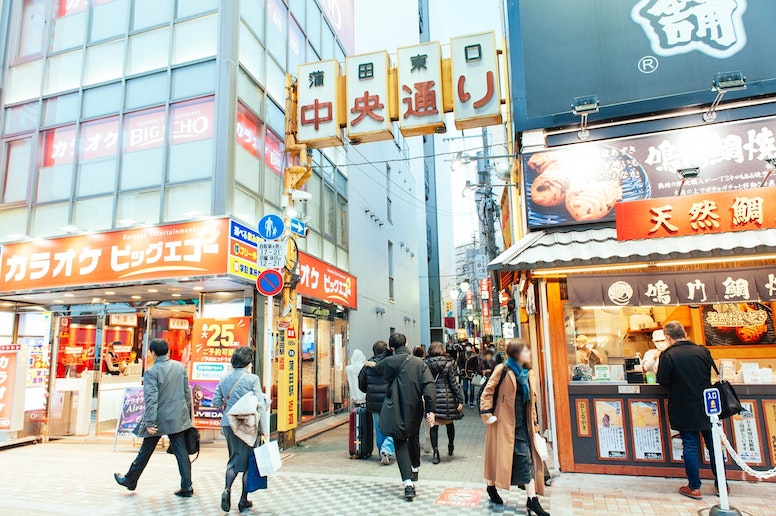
[257,214,285,240]
[256,269,284,297]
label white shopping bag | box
[254,440,282,476]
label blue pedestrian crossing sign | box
[290,218,307,237]
[704,388,722,417]
[258,214,284,240]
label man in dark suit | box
[114,339,194,497]
[657,321,719,500]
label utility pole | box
[475,128,501,337]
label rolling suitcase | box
[349,406,374,459]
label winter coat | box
[345,349,367,405]
[480,364,544,494]
[376,346,436,439]
[657,340,714,432]
[358,353,390,413]
[212,368,269,436]
[138,355,192,437]
[425,356,464,421]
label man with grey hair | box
[657,321,721,500]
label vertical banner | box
[189,317,251,429]
[0,344,27,431]
[576,399,591,437]
[277,323,299,431]
[594,399,627,460]
[629,400,664,461]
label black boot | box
[486,485,503,505]
[448,444,454,456]
[526,496,550,516]
[432,448,440,464]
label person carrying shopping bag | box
[212,347,269,513]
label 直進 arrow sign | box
[290,218,307,237]
[256,269,284,297]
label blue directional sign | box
[704,388,722,417]
[290,218,307,237]
[257,214,284,240]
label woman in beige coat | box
[480,340,548,515]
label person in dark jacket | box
[657,321,719,500]
[425,342,464,464]
[366,333,436,501]
[358,341,395,464]
[114,339,193,497]
[458,343,478,407]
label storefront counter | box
[568,383,776,481]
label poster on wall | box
[702,303,775,346]
[629,400,664,461]
[115,387,145,438]
[732,401,764,464]
[189,317,251,429]
[594,399,627,459]
[762,401,776,465]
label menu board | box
[594,399,627,459]
[115,387,145,437]
[732,401,764,465]
[702,303,775,346]
[629,400,664,461]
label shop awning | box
[489,227,776,272]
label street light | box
[449,289,460,300]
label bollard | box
[703,389,742,516]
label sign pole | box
[263,294,273,424]
[704,388,742,516]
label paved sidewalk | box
[0,405,774,515]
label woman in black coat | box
[425,342,464,464]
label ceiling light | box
[171,293,181,298]
[105,291,116,295]
[147,288,158,293]
[54,299,64,304]
[131,295,142,300]
[192,286,204,291]
[91,297,103,304]
[168,287,183,292]
[63,293,74,298]
[216,292,231,296]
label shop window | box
[73,195,113,231]
[82,83,123,119]
[15,0,46,59]
[337,195,348,249]
[125,72,168,110]
[127,27,170,75]
[44,50,84,96]
[306,0,321,52]
[2,138,33,203]
[172,14,218,65]
[177,0,218,18]
[121,106,166,189]
[237,68,264,117]
[84,40,125,86]
[168,97,215,182]
[164,181,211,221]
[117,189,160,225]
[288,18,304,73]
[240,0,266,43]
[31,202,70,237]
[234,188,260,224]
[172,61,217,100]
[265,0,287,67]
[43,94,80,127]
[323,185,335,237]
[0,208,29,241]
[3,102,39,135]
[5,60,44,105]
[239,22,265,85]
[90,0,129,42]
[132,0,173,31]
[77,116,119,196]
[321,22,334,60]
[289,0,305,29]
[50,3,87,52]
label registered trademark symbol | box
[638,56,659,74]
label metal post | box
[709,415,742,516]
[263,294,273,426]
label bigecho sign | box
[297,251,358,309]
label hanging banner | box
[189,317,251,429]
[276,323,299,431]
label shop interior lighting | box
[147,288,158,293]
[192,286,204,291]
[703,71,746,123]
[104,291,115,295]
[171,293,181,298]
[131,295,142,300]
[571,95,599,141]
[63,293,74,297]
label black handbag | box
[166,427,200,462]
[712,362,743,419]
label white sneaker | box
[381,450,390,465]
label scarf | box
[506,357,530,403]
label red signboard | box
[42,125,77,167]
[170,97,215,145]
[0,345,19,430]
[124,106,166,152]
[236,103,261,158]
[0,219,229,292]
[615,187,776,241]
[265,129,284,175]
[79,116,119,161]
[297,251,358,309]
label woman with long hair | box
[480,340,548,515]
[424,341,464,464]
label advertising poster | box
[0,345,20,430]
[594,400,627,459]
[115,387,145,437]
[762,400,776,465]
[629,400,664,461]
[189,317,250,429]
[732,401,763,464]
[277,324,299,431]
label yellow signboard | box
[276,323,299,431]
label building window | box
[127,27,170,75]
[43,93,80,127]
[337,195,347,249]
[172,61,217,100]
[0,208,28,241]
[239,22,265,85]
[6,60,44,105]
[44,49,84,95]
[76,116,119,196]
[73,195,113,231]
[31,202,70,237]
[120,106,165,189]
[177,0,218,19]
[306,0,321,52]
[50,2,88,52]
[235,102,263,193]
[90,0,129,43]
[240,0,266,43]
[83,40,125,86]
[386,164,392,223]
[38,125,76,202]
[164,181,211,221]
[288,18,304,72]
[168,97,215,183]
[2,138,33,203]
[266,0,287,67]
[388,240,394,301]
[117,189,160,226]
[132,0,173,31]
[125,72,168,110]
[16,0,46,60]
[172,14,218,65]
[4,102,40,135]
[82,82,123,119]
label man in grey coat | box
[114,339,194,496]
